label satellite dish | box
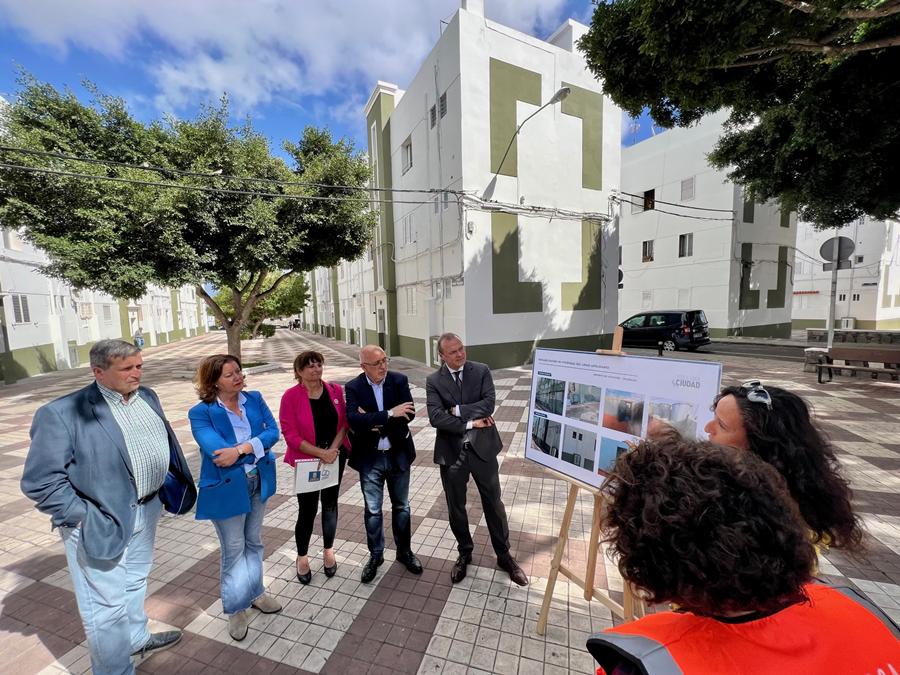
[819,236,855,262]
[618,269,624,284]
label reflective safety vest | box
[588,584,900,675]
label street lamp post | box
[493,86,571,180]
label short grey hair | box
[436,333,462,354]
[90,340,141,369]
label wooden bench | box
[816,347,900,384]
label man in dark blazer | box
[425,333,528,586]
[21,339,196,675]
[345,344,423,583]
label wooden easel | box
[536,327,645,635]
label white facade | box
[793,217,900,330]
[0,226,208,384]
[619,112,797,338]
[306,4,622,368]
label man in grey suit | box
[425,333,528,586]
[21,340,196,675]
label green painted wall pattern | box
[398,335,427,363]
[743,197,755,224]
[310,273,319,333]
[491,212,542,314]
[766,246,789,309]
[560,220,603,311]
[739,243,760,310]
[489,59,541,177]
[780,210,791,228]
[560,83,604,191]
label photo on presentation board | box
[561,426,598,472]
[602,389,646,437]
[564,383,602,424]
[534,376,566,416]
[597,437,630,475]
[648,397,700,439]
[531,414,562,458]
[525,348,723,488]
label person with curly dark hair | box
[587,438,900,675]
[705,381,865,554]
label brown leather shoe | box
[498,557,529,586]
[450,554,472,583]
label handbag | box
[294,457,340,494]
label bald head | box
[360,344,389,384]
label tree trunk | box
[251,318,265,338]
[225,323,243,359]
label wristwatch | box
[387,409,394,418]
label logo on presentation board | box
[308,471,321,482]
[534,412,548,419]
[537,371,552,376]
[672,376,702,390]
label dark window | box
[643,189,655,211]
[642,240,654,262]
[678,233,693,258]
[623,315,646,329]
[430,105,436,129]
[648,314,668,327]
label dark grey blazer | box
[21,382,195,560]
[425,360,503,466]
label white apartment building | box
[0,226,209,385]
[302,0,622,368]
[793,217,900,330]
[619,111,797,338]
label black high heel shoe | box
[296,562,312,585]
[324,562,338,578]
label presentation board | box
[526,348,723,488]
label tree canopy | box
[0,72,374,356]
[578,0,900,228]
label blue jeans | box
[211,471,266,615]
[359,452,412,557]
[61,495,163,675]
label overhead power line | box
[616,190,736,213]
[615,197,735,222]
[0,144,451,196]
[0,162,445,205]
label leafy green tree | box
[578,0,900,227]
[213,272,309,338]
[0,73,374,357]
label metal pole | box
[826,238,840,349]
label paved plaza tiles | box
[1,329,900,675]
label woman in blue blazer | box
[189,354,282,642]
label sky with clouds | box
[0,0,656,159]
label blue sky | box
[0,0,656,160]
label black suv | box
[619,310,710,351]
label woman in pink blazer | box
[280,350,351,584]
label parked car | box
[619,310,710,351]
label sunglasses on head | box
[741,380,773,410]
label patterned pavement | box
[1,329,899,675]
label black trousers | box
[439,442,511,561]
[295,449,347,556]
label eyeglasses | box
[363,357,391,368]
[741,380,773,410]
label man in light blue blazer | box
[21,340,196,675]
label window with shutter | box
[680,177,695,202]
[439,92,447,117]
[430,105,436,129]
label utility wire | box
[0,144,457,196]
[0,162,446,205]
[616,197,735,222]
[616,190,736,214]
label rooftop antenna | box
[630,121,641,145]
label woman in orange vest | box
[588,437,900,675]
[704,381,864,556]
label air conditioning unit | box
[840,317,856,329]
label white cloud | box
[0,0,570,115]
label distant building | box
[792,217,900,330]
[0,226,208,385]
[301,0,622,368]
[619,111,797,338]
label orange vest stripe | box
[588,585,900,675]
